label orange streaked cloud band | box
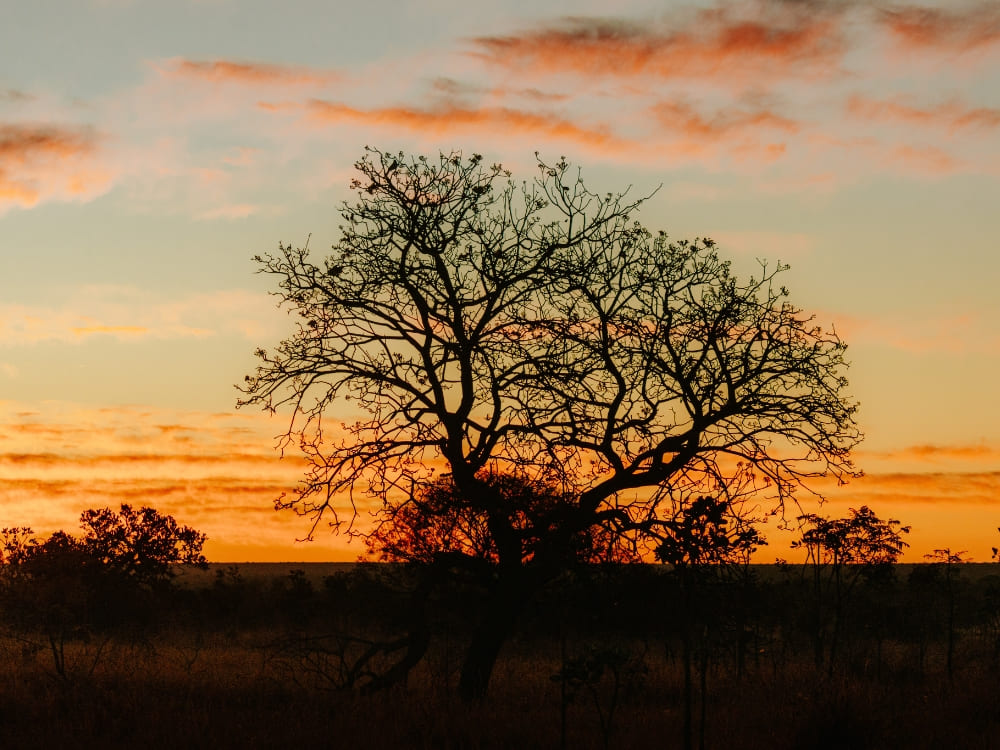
[469,11,845,83]
[881,4,1000,53]
[304,99,627,150]
[162,58,339,86]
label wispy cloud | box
[0,286,285,346]
[888,143,962,174]
[651,99,799,162]
[843,470,1000,505]
[880,4,1000,55]
[861,443,1000,464]
[1,89,35,103]
[71,324,150,339]
[159,58,339,87]
[305,98,631,152]
[469,8,847,86]
[708,230,815,258]
[0,303,208,344]
[0,124,94,166]
[847,94,1000,131]
[827,310,1000,354]
[655,100,800,140]
[0,123,113,209]
[195,202,276,220]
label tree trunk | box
[698,624,708,750]
[681,570,694,750]
[458,577,523,701]
[682,624,693,750]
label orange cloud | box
[162,58,339,86]
[71,324,149,338]
[469,8,846,84]
[256,100,297,113]
[305,99,629,151]
[842,471,1000,505]
[0,287,285,345]
[651,99,799,161]
[708,230,815,258]
[0,124,112,210]
[847,94,1000,131]
[0,451,308,482]
[824,310,998,354]
[881,4,1000,54]
[428,77,569,105]
[196,202,271,220]
[0,304,209,343]
[0,125,90,161]
[861,443,1000,464]
[655,100,800,140]
[889,143,961,174]
[1,89,34,103]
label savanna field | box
[3,561,1000,749]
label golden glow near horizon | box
[2,0,999,561]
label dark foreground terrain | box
[3,562,1000,749]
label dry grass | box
[3,562,1000,748]
[1,627,999,749]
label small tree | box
[656,496,765,750]
[656,495,764,569]
[361,473,635,692]
[0,526,37,566]
[1,506,207,638]
[241,148,862,698]
[367,472,633,568]
[793,506,909,674]
[924,547,968,681]
[76,504,207,588]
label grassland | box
[2,563,1000,749]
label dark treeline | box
[3,557,1000,748]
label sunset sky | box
[2,0,999,562]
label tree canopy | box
[794,506,910,568]
[241,148,859,550]
[1,504,207,587]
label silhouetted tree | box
[360,473,634,693]
[75,504,207,588]
[1,506,207,644]
[552,642,648,750]
[793,506,909,674]
[925,547,968,681]
[0,526,36,567]
[656,495,765,750]
[240,148,861,699]
[366,472,632,567]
